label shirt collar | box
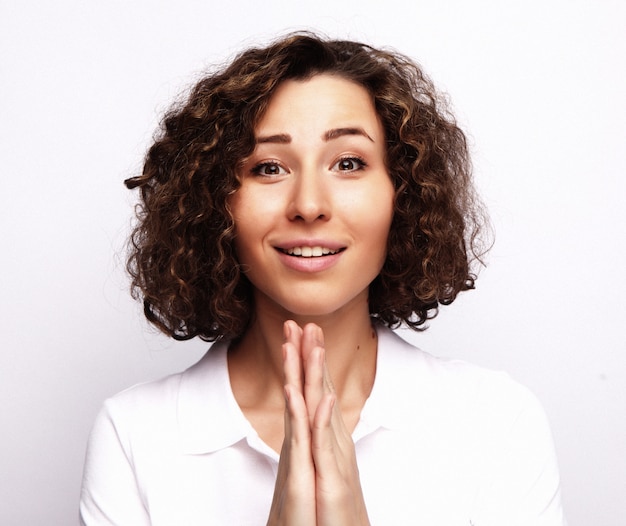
[177,340,253,454]
[358,325,434,433]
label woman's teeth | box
[284,246,340,257]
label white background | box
[1,1,624,524]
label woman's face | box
[230,74,395,319]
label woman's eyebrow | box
[323,127,374,142]
[255,133,291,144]
[254,128,374,144]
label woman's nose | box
[287,168,330,222]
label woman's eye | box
[250,162,288,177]
[332,156,367,172]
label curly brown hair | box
[124,32,489,341]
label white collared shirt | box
[80,327,566,525]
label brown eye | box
[331,156,367,172]
[261,164,280,175]
[251,161,288,177]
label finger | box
[282,342,303,394]
[321,358,351,441]
[300,322,324,364]
[311,392,341,480]
[283,322,318,466]
[302,324,326,427]
[269,385,316,526]
[302,324,336,399]
[282,321,304,393]
[277,386,314,493]
[309,337,351,442]
[272,388,305,507]
[284,384,312,453]
[284,385,317,502]
[312,392,336,445]
[283,319,303,346]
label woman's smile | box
[275,245,345,273]
[279,246,343,257]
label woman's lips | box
[281,246,342,257]
[275,246,345,272]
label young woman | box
[80,33,566,525]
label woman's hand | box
[267,321,370,526]
[266,323,316,526]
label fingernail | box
[283,321,291,341]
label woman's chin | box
[264,294,370,324]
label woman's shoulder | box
[374,326,547,429]
[96,341,229,433]
[378,325,521,384]
[368,327,565,525]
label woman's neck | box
[227,291,378,415]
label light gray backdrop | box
[1,0,624,524]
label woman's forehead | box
[254,74,383,143]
